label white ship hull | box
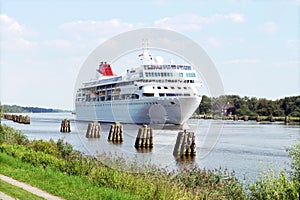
[75,96,201,125]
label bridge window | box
[143,93,154,97]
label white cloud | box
[207,36,223,47]
[222,13,245,23]
[206,36,238,48]
[223,59,260,65]
[0,14,38,50]
[60,19,134,39]
[43,39,73,49]
[0,14,25,34]
[154,14,202,31]
[154,13,245,31]
[260,21,278,34]
[287,39,300,48]
[273,60,300,67]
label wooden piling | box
[3,114,30,124]
[108,122,123,143]
[86,121,100,138]
[269,116,275,122]
[135,125,153,149]
[173,130,196,158]
[243,115,249,121]
[284,116,290,124]
[23,115,30,124]
[60,118,71,133]
[256,115,261,122]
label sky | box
[0,0,299,110]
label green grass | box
[0,152,140,200]
[0,179,44,200]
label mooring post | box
[135,124,153,150]
[60,118,71,133]
[108,122,123,143]
[256,115,261,122]
[86,121,100,138]
[284,116,290,124]
[173,130,196,158]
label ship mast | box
[140,39,153,65]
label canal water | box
[2,113,299,182]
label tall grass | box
[0,179,44,200]
[0,152,139,200]
[0,142,245,199]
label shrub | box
[0,125,29,145]
[0,144,63,170]
[287,136,300,181]
[171,167,245,199]
[27,139,59,157]
[56,139,73,158]
[249,170,299,200]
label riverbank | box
[0,124,245,199]
[1,112,299,183]
[192,114,300,124]
[0,123,299,199]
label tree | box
[0,102,3,126]
[198,95,212,115]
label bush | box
[27,139,59,157]
[286,136,300,191]
[56,139,73,158]
[0,144,63,170]
[249,170,299,200]
[171,167,245,199]
[0,125,29,145]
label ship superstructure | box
[75,49,202,124]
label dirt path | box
[0,174,64,200]
[0,191,15,200]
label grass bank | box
[0,152,139,200]
[0,123,299,199]
[0,178,44,200]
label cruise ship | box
[75,49,202,124]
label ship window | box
[132,94,139,99]
[159,93,165,97]
[184,93,191,96]
[183,87,187,89]
[157,86,161,89]
[170,86,175,89]
[143,93,154,97]
[179,73,183,77]
[166,93,176,96]
[178,87,181,89]
[164,86,168,89]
